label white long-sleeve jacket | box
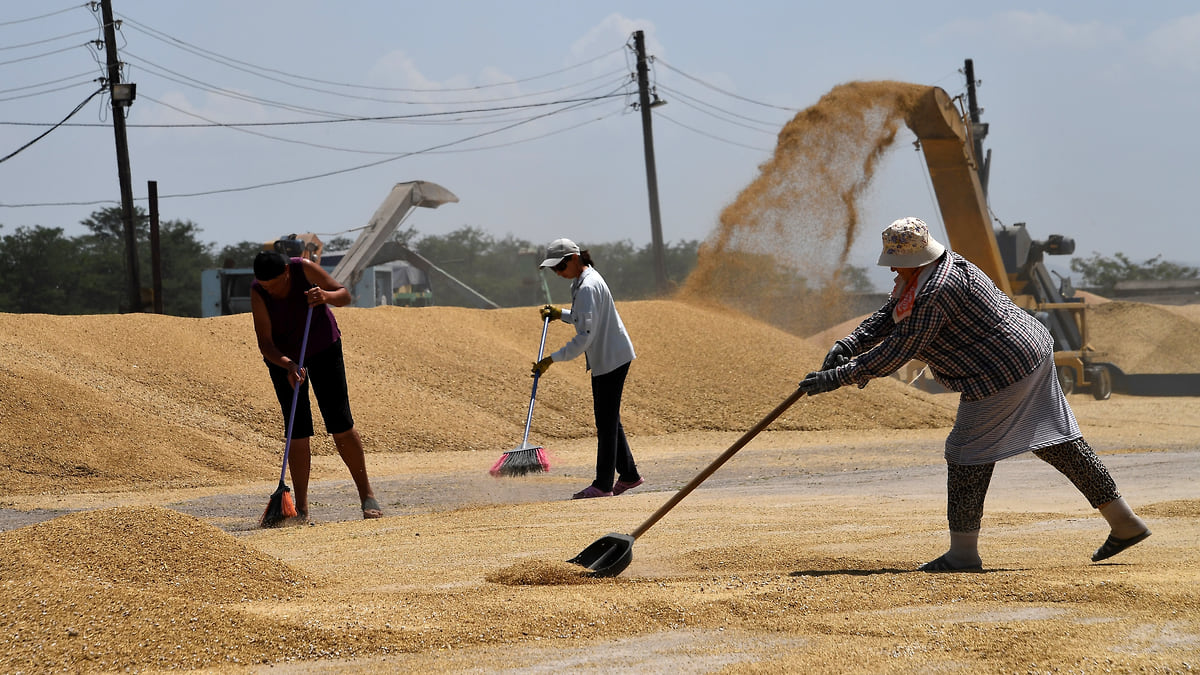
[551,266,635,376]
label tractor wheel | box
[1057,366,1076,395]
[1090,366,1113,400]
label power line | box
[124,46,631,115]
[0,87,104,164]
[655,58,797,111]
[154,83,630,199]
[0,83,631,129]
[0,70,97,94]
[655,112,773,153]
[136,90,622,155]
[117,14,624,94]
[0,78,99,103]
[0,27,95,51]
[0,83,629,207]
[0,43,87,68]
[0,3,86,27]
[655,83,782,133]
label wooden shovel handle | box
[630,386,808,540]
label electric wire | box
[137,90,621,155]
[126,48,630,125]
[2,13,787,210]
[397,106,624,155]
[1,82,630,208]
[155,82,629,200]
[126,25,627,107]
[0,78,99,103]
[0,3,86,27]
[0,28,94,51]
[655,83,781,134]
[0,70,98,94]
[122,52,357,120]
[0,82,630,129]
[118,14,624,95]
[655,58,798,111]
[655,112,773,153]
[0,44,86,68]
[0,87,104,164]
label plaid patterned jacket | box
[836,252,1053,401]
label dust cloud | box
[680,81,930,336]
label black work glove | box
[799,369,841,395]
[821,342,851,370]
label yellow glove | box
[540,304,562,321]
[531,356,553,377]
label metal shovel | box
[569,386,808,577]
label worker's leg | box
[921,461,992,571]
[590,363,630,492]
[287,436,312,517]
[332,428,378,511]
[309,340,380,518]
[266,359,316,519]
[1033,438,1149,559]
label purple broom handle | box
[279,304,315,483]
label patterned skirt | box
[945,355,1081,465]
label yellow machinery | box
[903,63,1111,398]
[266,232,324,263]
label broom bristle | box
[489,446,550,477]
[260,483,298,528]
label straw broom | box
[490,316,552,477]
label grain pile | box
[0,505,406,670]
[0,300,953,496]
[680,81,930,336]
[1088,300,1200,373]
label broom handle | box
[630,387,808,540]
[279,304,315,483]
[520,316,551,445]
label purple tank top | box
[252,258,340,361]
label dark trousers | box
[265,340,354,438]
[946,437,1120,532]
[590,362,638,491]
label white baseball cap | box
[538,238,581,268]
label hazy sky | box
[3,1,1198,290]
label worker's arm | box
[250,290,305,386]
[299,258,351,307]
[845,302,945,388]
[550,285,598,363]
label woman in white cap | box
[800,217,1150,571]
[533,238,643,499]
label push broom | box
[260,304,314,528]
[490,315,552,477]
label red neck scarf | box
[892,274,919,323]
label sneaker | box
[572,485,613,499]
[612,478,644,496]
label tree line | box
[0,207,704,316]
[2,206,1193,317]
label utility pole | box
[633,30,668,293]
[99,0,142,312]
[963,58,990,196]
[148,180,163,313]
